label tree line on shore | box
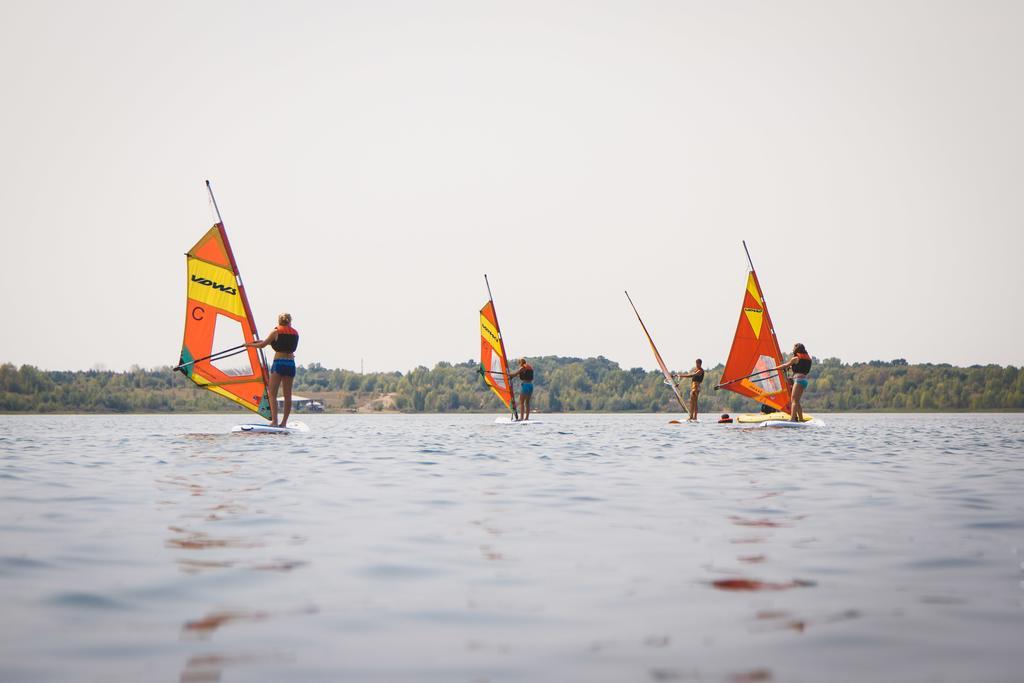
[1,356,1022,414]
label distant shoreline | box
[3,357,1022,414]
[3,409,1022,416]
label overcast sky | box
[2,1,1021,372]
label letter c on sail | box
[192,306,204,321]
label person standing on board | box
[672,359,705,421]
[508,358,535,421]
[777,343,812,422]
[246,312,299,427]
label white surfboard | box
[753,417,824,428]
[232,420,310,434]
[493,416,543,425]
[735,412,815,424]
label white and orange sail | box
[176,183,271,419]
[479,275,517,419]
[716,242,792,412]
[625,291,688,413]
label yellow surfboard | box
[735,412,814,424]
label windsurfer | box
[508,358,535,421]
[247,313,299,427]
[672,359,705,421]
[777,343,811,422]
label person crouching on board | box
[776,343,812,422]
[508,358,535,421]
[672,359,705,422]
[246,312,299,428]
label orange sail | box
[479,277,517,418]
[624,291,687,413]
[177,223,271,418]
[718,247,792,412]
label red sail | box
[480,300,516,415]
[719,270,792,412]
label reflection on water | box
[184,610,270,638]
[179,651,292,683]
[728,670,773,683]
[154,436,315,680]
[710,578,816,592]
[166,526,266,550]
[1,413,1023,682]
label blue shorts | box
[271,359,296,377]
[795,378,808,388]
[520,382,534,395]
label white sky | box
[2,1,1022,372]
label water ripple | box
[0,412,1022,682]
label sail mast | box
[742,239,755,271]
[624,291,687,413]
[205,180,269,388]
[484,274,518,420]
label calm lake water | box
[1,413,1023,682]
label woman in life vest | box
[672,358,705,422]
[508,358,535,421]
[247,312,299,427]
[777,343,812,422]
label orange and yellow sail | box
[480,296,517,418]
[719,266,792,412]
[177,224,271,419]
